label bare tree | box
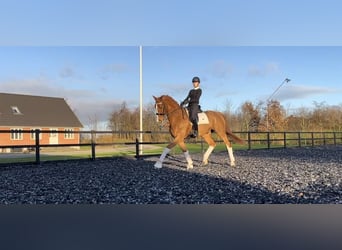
[239,101,262,131]
[285,107,312,131]
[88,113,99,131]
[265,100,286,131]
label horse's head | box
[153,95,181,124]
[153,95,166,123]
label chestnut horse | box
[153,95,244,169]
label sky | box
[1,0,342,46]
[0,0,342,129]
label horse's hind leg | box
[201,134,216,166]
[226,145,235,167]
[177,139,193,169]
[216,132,235,167]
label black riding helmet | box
[192,76,200,83]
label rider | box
[180,76,202,138]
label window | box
[10,129,23,140]
[30,129,42,140]
[64,128,74,139]
[11,106,22,115]
[50,129,58,137]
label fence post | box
[247,132,251,150]
[298,132,301,147]
[135,138,140,160]
[91,130,96,160]
[311,132,314,147]
[267,132,271,149]
[283,132,287,148]
[333,132,336,145]
[35,129,40,164]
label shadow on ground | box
[1,145,340,204]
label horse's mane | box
[161,95,179,107]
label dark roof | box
[0,93,83,128]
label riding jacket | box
[181,87,202,125]
[182,87,202,107]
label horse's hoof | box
[230,162,236,167]
[154,161,162,169]
[187,164,193,169]
[200,161,208,167]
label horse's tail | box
[226,128,245,145]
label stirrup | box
[190,130,197,138]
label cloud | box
[0,76,93,106]
[153,82,189,97]
[70,99,123,127]
[208,60,234,79]
[98,63,129,80]
[0,77,62,97]
[0,77,131,127]
[274,84,338,101]
[214,90,239,98]
[59,66,76,78]
[248,62,280,77]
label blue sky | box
[1,1,342,128]
[1,46,341,129]
[1,0,342,45]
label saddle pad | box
[198,112,209,124]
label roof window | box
[11,106,22,115]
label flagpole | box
[139,45,143,155]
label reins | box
[155,100,188,123]
[155,97,184,116]
[155,105,182,117]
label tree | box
[310,102,342,131]
[88,113,99,131]
[265,100,286,131]
[108,102,136,139]
[239,101,262,131]
[327,105,342,131]
[285,107,312,131]
[108,101,171,141]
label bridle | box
[155,102,166,116]
[154,96,188,129]
[155,101,184,119]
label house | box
[0,93,83,152]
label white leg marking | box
[184,151,193,169]
[203,145,215,165]
[227,146,235,167]
[154,160,162,169]
[154,148,171,169]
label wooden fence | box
[0,130,341,164]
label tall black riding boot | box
[190,122,198,138]
[191,129,197,138]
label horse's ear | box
[153,95,157,101]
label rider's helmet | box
[192,76,200,83]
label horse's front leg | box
[154,142,177,169]
[154,137,193,169]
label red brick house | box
[0,93,83,152]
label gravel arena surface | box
[0,146,341,204]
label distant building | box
[0,93,83,152]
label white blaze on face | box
[155,101,165,123]
[155,103,159,122]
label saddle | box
[184,109,209,125]
[197,112,209,124]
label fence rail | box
[0,130,341,164]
